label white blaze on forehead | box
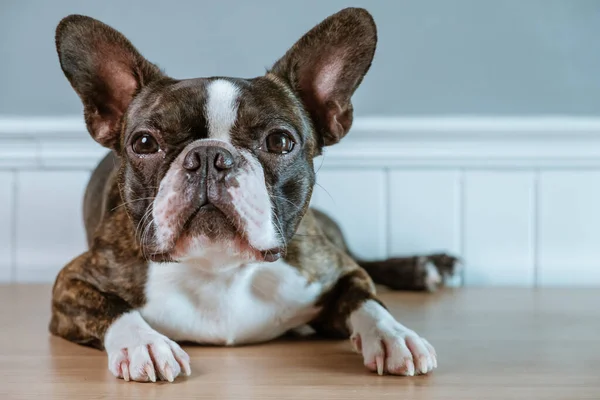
[205,79,240,142]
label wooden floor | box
[1,285,599,400]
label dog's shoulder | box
[285,208,359,286]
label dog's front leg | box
[312,267,437,376]
[49,252,191,382]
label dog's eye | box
[132,134,160,155]
[264,131,295,154]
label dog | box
[49,8,460,382]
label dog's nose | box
[183,145,236,174]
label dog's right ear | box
[269,8,377,148]
[56,15,164,150]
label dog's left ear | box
[270,8,377,147]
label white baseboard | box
[2,115,600,169]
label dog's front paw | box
[108,333,191,382]
[350,302,437,376]
[352,323,436,376]
[104,311,191,383]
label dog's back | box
[83,152,119,247]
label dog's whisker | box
[140,215,156,261]
[270,195,304,213]
[315,183,336,206]
[315,152,327,174]
[135,206,155,256]
[271,211,287,250]
[112,197,156,211]
[135,206,154,236]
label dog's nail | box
[183,362,192,376]
[375,355,384,376]
[145,364,157,382]
[408,359,415,376]
[121,362,130,382]
[164,365,174,382]
[351,335,362,353]
[420,356,429,374]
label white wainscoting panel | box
[0,172,15,282]
[15,171,90,283]
[538,171,600,286]
[388,170,461,257]
[2,116,600,286]
[463,171,536,286]
[311,169,387,261]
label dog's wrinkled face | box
[55,9,377,264]
[122,77,316,262]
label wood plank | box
[0,172,14,282]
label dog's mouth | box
[147,201,284,263]
[149,248,285,263]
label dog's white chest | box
[140,259,322,345]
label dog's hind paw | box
[423,253,463,289]
[360,253,462,292]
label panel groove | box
[532,169,541,288]
[10,170,18,283]
[384,167,391,258]
[458,168,466,286]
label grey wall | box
[1,0,600,117]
